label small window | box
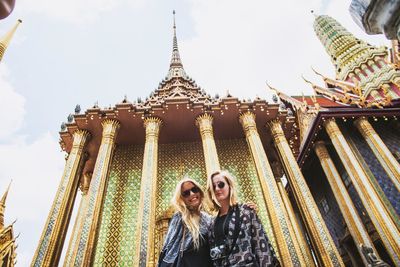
[320,198,330,214]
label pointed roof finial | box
[0,19,22,62]
[0,180,12,229]
[167,10,188,79]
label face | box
[212,174,230,203]
[181,182,201,210]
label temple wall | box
[341,123,400,218]
[303,159,346,249]
[93,145,144,266]
[92,138,279,265]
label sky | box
[0,0,390,265]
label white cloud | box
[0,133,64,266]
[18,0,145,24]
[0,65,25,140]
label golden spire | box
[0,181,12,230]
[0,19,22,62]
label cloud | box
[180,0,389,100]
[0,65,25,140]
[0,133,64,266]
[18,0,145,24]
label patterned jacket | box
[209,204,280,267]
[158,211,212,266]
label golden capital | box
[71,130,91,150]
[354,117,372,138]
[323,118,340,139]
[195,113,213,131]
[144,117,162,138]
[101,119,120,140]
[268,119,286,144]
[239,111,257,135]
[314,141,330,160]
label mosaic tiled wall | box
[342,123,400,221]
[93,145,144,266]
[304,156,346,249]
[216,138,276,251]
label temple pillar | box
[195,113,220,177]
[269,120,343,267]
[324,118,400,264]
[239,111,306,266]
[72,119,120,266]
[276,178,316,267]
[31,129,90,267]
[134,117,162,267]
[314,141,385,266]
[354,117,400,192]
[63,172,92,267]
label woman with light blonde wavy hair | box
[158,177,213,267]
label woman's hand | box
[244,202,258,212]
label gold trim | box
[135,117,162,267]
[195,113,221,177]
[239,112,305,266]
[324,119,400,264]
[314,141,383,266]
[354,117,400,192]
[31,130,90,267]
[269,120,344,267]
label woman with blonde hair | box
[158,177,213,267]
[207,170,280,267]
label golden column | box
[314,141,384,266]
[72,119,120,266]
[239,111,306,266]
[269,120,343,267]
[276,178,315,267]
[354,117,400,192]
[31,129,90,267]
[195,113,221,177]
[134,117,162,267]
[63,172,92,267]
[324,118,400,264]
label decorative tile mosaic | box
[93,145,144,266]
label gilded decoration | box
[73,119,120,267]
[31,129,90,267]
[354,117,400,192]
[314,141,382,266]
[195,113,221,176]
[93,145,144,266]
[324,118,400,264]
[239,112,305,266]
[135,117,162,267]
[269,120,343,267]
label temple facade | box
[31,13,399,267]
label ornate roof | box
[312,15,400,107]
[144,11,212,107]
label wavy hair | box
[172,177,205,250]
[207,170,238,210]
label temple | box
[30,12,399,267]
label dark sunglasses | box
[181,186,200,198]
[214,181,226,190]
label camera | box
[210,244,227,260]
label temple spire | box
[0,181,11,229]
[0,19,22,62]
[167,10,188,79]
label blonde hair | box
[207,170,238,210]
[172,177,205,250]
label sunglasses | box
[181,186,200,198]
[213,181,226,190]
